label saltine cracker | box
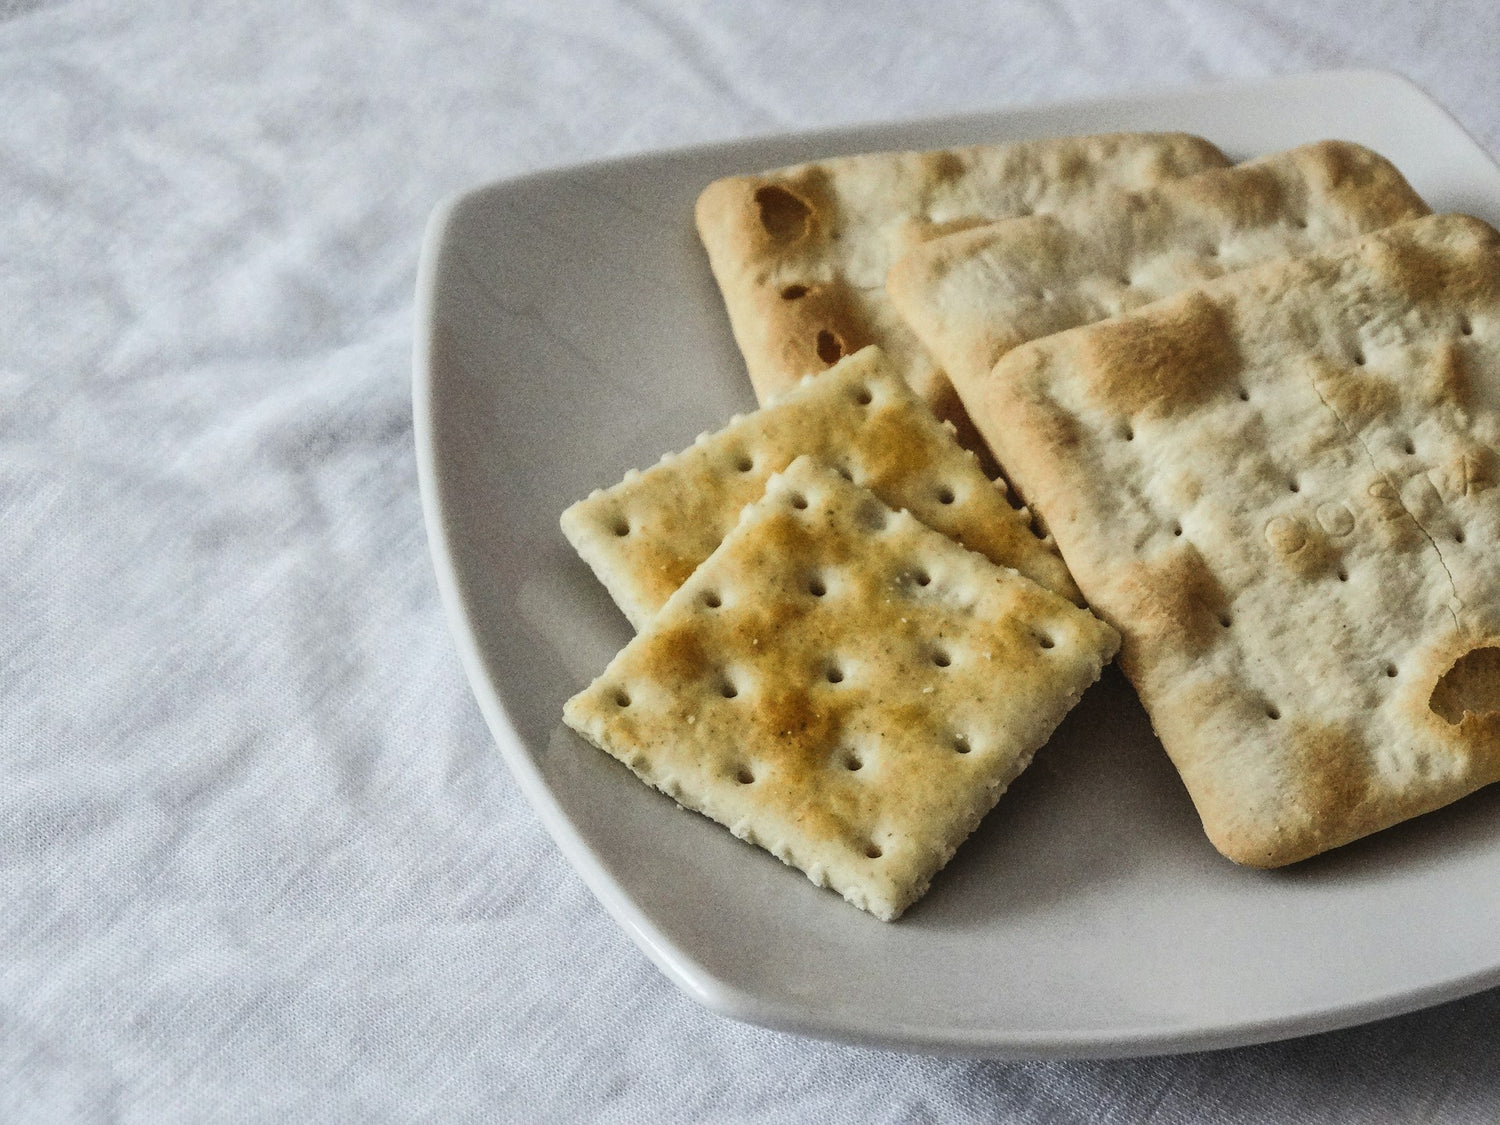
[564,457,1120,920]
[561,346,1077,630]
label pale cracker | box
[973,213,1500,866]
[564,457,1120,920]
[694,132,1228,446]
[888,141,1430,416]
[561,345,1078,630]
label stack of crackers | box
[560,129,1500,920]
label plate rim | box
[413,66,1500,1059]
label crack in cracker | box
[1301,366,1463,630]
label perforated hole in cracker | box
[753,185,810,241]
[816,330,844,366]
[1431,647,1500,725]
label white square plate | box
[414,70,1500,1058]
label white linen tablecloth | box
[6,0,1500,1119]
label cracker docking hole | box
[753,185,811,241]
[816,329,845,366]
[1430,646,1500,725]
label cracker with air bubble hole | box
[563,457,1120,921]
[694,132,1228,450]
[887,141,1430,424]
[560,346,1078,630]
[973,212,1500,868]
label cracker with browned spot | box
[561,346,1077,630]
[887,141,1430,429]
[564,457,1120,921]
[973,213,1500,867]
[695,132,1228,446]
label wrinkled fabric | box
[4,0,1500,1120]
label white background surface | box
[6,1,1500,1120]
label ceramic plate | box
[413,70,1500,1058]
